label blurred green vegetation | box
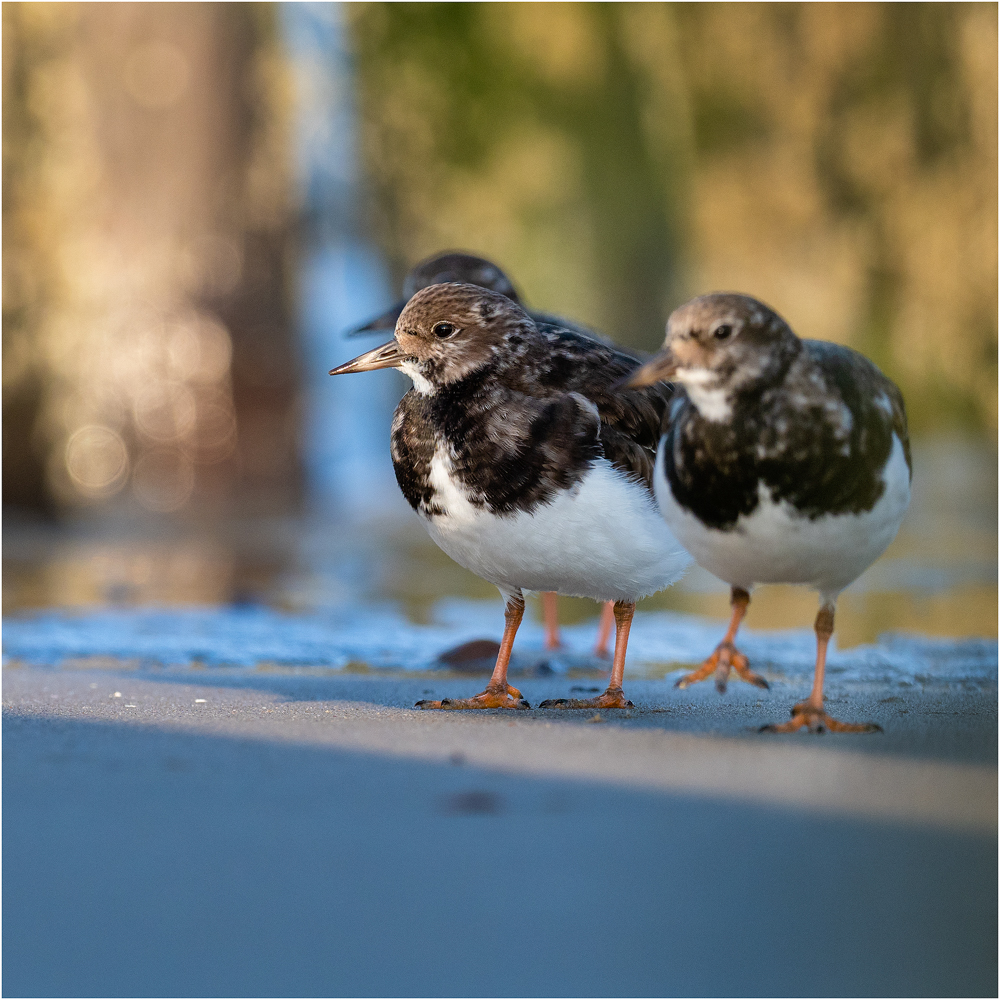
[349,2,998,433]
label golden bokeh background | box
[4,2,298,515]
[5,2,996,517]
[2,3,996,643]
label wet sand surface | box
[4,664,996,997]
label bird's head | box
[348,252,520,336]
[330,282,539,394]
[402,252,520,302]
[625,293,799,420]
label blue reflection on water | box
[281,3,404,518]
[4,602,996,686]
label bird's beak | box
[345,301,406,337]
[623,348,679,388]
[329,339,406,375]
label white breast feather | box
[424,450,691,602]
[655,434,911,600]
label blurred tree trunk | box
[3,2,300,516]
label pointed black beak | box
[345,300,407,337]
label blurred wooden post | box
[3,2,300,516]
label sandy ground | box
[3,663,996,998]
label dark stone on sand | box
[433,640,558,677]
[434,638,501,674]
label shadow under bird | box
[350,250,625,656]
[628,292,912,732]
[332,282,690,710]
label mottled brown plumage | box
[348,251,643,655]
[385,283,672,515]
[331,281,690,713]
[631,293,911,531]
[629,291,912,731]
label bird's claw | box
[760,701,882,734]
[676,641,769,693]
[416,684,530,710]
[539,687,633,710]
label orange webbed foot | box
[760,701,882,734]
[416,683,530,710]
[538,687,633,710]
[675,642,770,694]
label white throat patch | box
[679,369,732,422]
[399,360,435,396]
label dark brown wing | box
[530,316,673,490]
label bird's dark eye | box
[432,322,456,339]
[713,324,733,340]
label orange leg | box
[542,591,562,651]
[416,594,530,710]
[539,601,635,709]
[761,603,881,734]
[593,601,615,658]
[675,587,769,694]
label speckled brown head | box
[627,293,800,418]
[329,282,541,392]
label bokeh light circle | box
[64,425,129,497]
[188,401,237,463]
[133,382,197,443]
[132,448,195,512]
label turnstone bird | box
[351,250,620,656]
[627,292,912,732]
[331,282,690,710]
